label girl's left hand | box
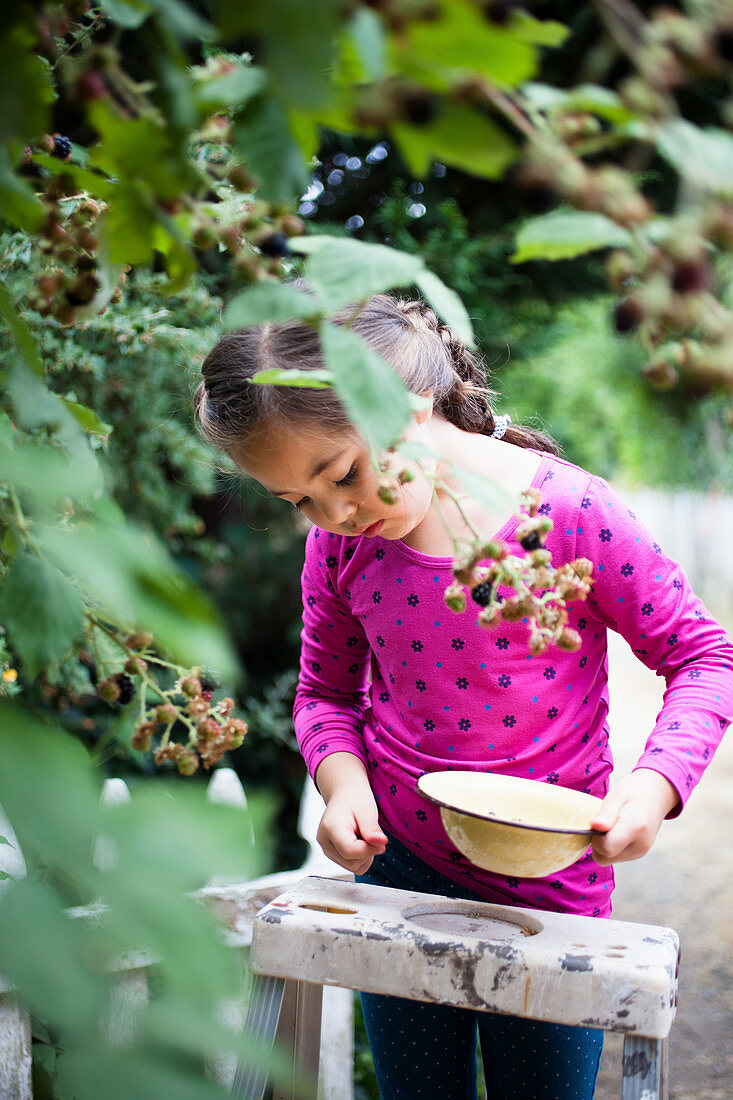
[590,768,680,865]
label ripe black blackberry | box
[400,88,439,127]
[116,672,136,705]
[51,135,73,160]
[613,296,644,334]
[257,233,290,258]
[471,580,495,607]
[519,530,543,552]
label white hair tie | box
[491,413,511,440]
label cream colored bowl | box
[417,771,602,878]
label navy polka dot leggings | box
[357,835,604,1100]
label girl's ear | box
[413,390,434,425]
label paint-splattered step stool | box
[234,875,679,1100]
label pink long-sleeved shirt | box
[293,452,733,916]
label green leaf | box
[0,553,85,680]
[292,235,424,311]
[0,25,54,147]
[31,152,115,202]
[0,432,104,508]
[511,210,632,263]
[89,101,198,201]
[415,269,475,348]
[510,11,569,47]
[103,181,157,265]
[145,0,214,39]
[0,149,44,233]
[348,8,387,81]
[0,877,105,1039]
[0,703,101,872]
[397,2,538,88]
[0,837,11,846]
[522,82,637,124]
[222,282,323,329]
[391,103,516,181]
[232,95,310,203]
[60,399,112,439]
[260,0,341,111]
[38,523,238,680]
[0,283,43,377]
[97,0,151,28]
[320,322,413,451]
[193,66,267,115]
[656,119,733,197]
[251,368,333,388]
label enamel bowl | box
[417,771,602,878]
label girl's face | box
[239,419,435,542]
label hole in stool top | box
[402,900,542,941]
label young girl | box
[195,293,732,1100]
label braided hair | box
[194,291,560,458]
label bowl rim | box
[416,771,602,837]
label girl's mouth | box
[355,520,384,538]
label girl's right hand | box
[314,753,389,875]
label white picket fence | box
[614,483,733,620]
[0,770,354,1100]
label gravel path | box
[595,630,733,1100]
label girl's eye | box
[294,496,311,512]
[336,463,358,488]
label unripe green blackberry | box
[98,676,121,703]
[126,630,153,651]
[131,721,155,751]
[198,667,221,692]
[180,674,202,698]
[155,703,179,725]
[444,584,467,613]
[177,749,200,776]
[557,627,582,652]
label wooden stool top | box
[250,876,679,1039]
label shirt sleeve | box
[574,474,733,814]
[292,529,371,782]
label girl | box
[195,293,732,1100]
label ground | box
[594,630,733,1100]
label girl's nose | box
[322,496,357,528]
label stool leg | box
[621,1035,665,1100]
[232,974,286,1100]
[272,980,322,1100]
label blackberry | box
[670,259,708,294]
[51,135,73,160]
[400,88,439,127]
[519,530,542,552]
[471,581,495,607]
[716,26,733,62]
[116,672,136,705]
[257,233,290,258]
[198,667,221,692]
[613,296,644,334]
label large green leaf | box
[348,8,387,82]
[38,522,238,679]
[222,282,323,329]
[0,703,101,872]
[0,24,54,148]
[193,66,268,115]
[292,236,423,311]
[232,95,311,203]
[0,283,43,377]
[656,119,733,197]
[251,368,333,388]
[97,0,152,28]
[522,82,637,124]
[0,553,85,679]
[511,210,632,263]
[414,269,475,348]
[319,322,413,450]
[89,102,198,200]
[396,1,538,88]
[391,103,516,182]
[0,149,44,233]
[0,878,105,1039]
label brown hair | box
[194,292,561,458]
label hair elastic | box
[491,413,511,440]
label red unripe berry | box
[670,259,709,294]
[76,71,108,101]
